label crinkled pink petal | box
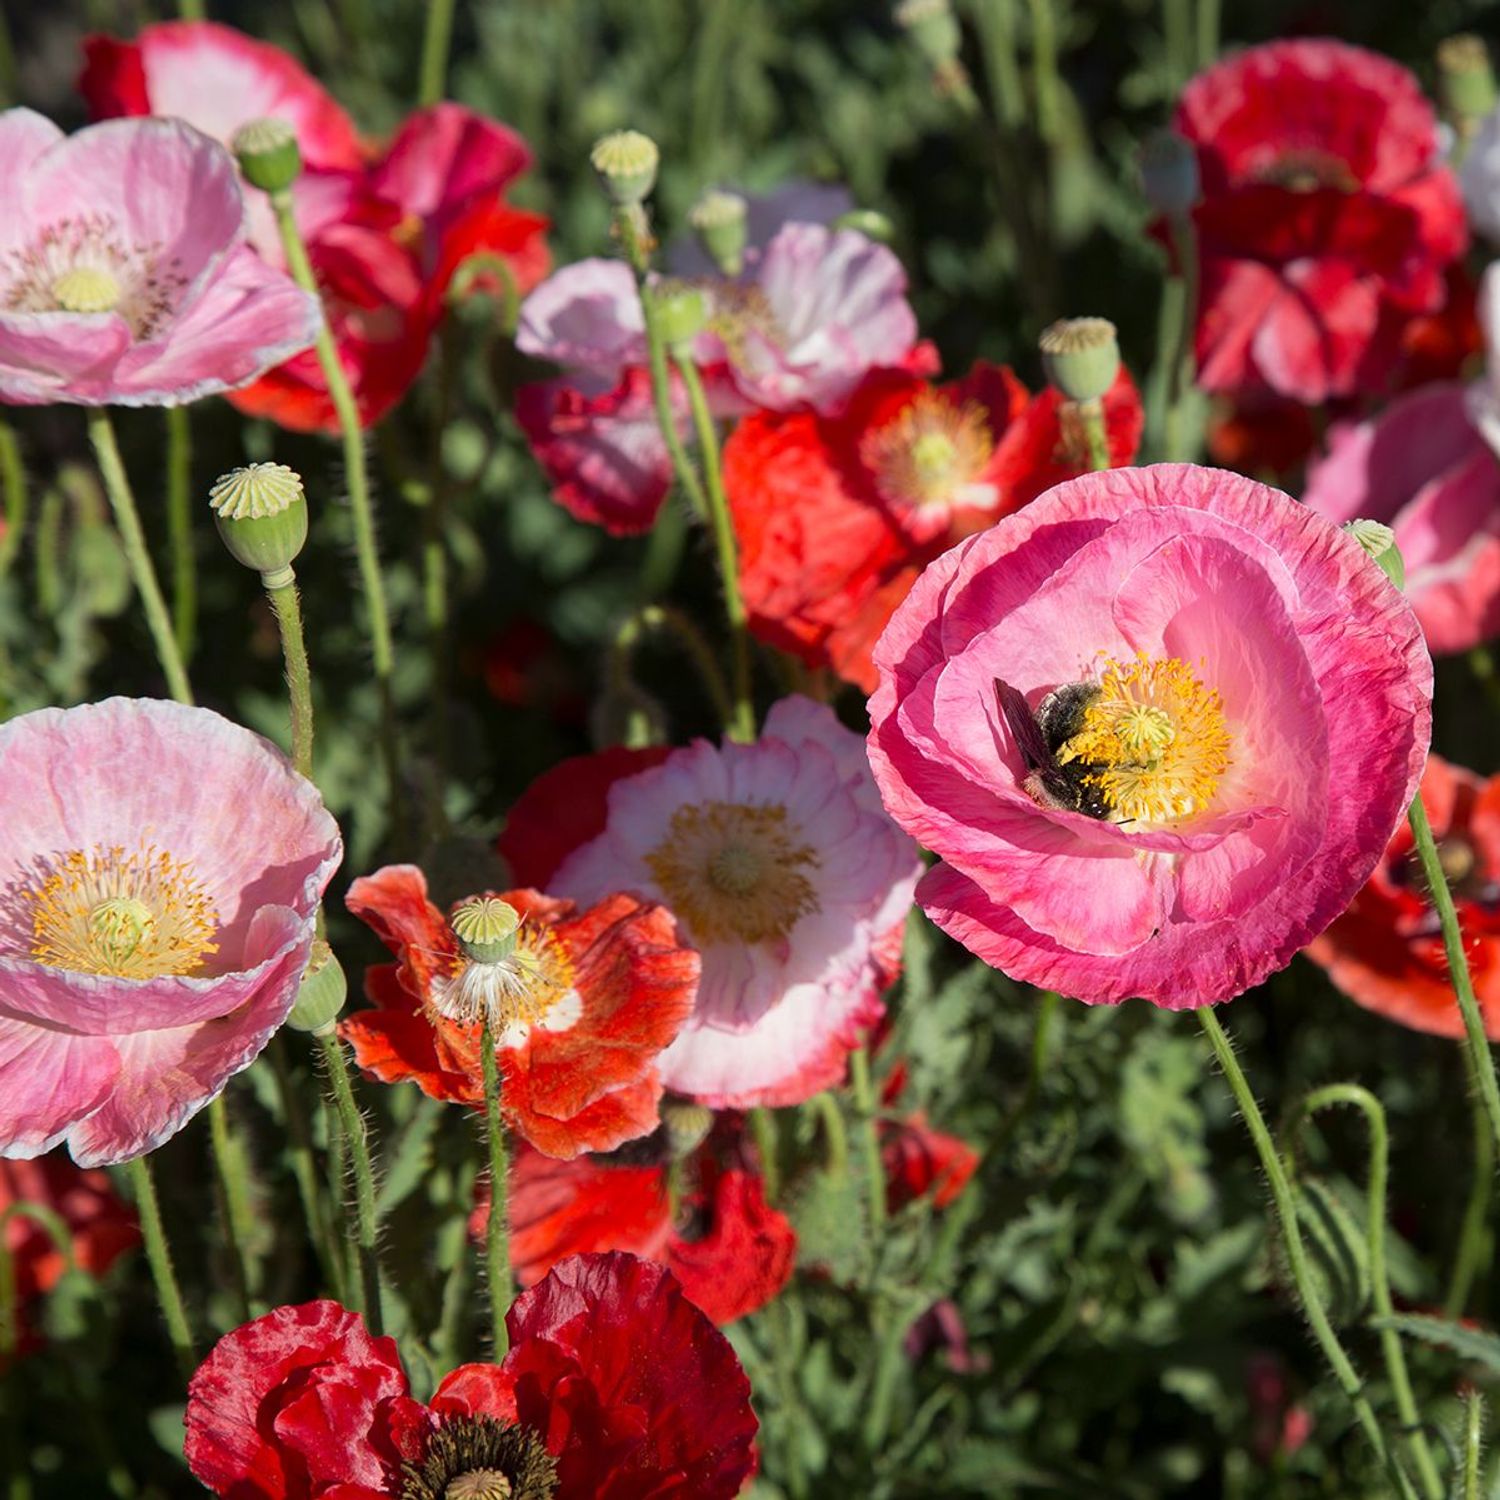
[1249,259,1383,403]
[0,1018,119,1159]
[0,311,134,405]
[516,258,647,375]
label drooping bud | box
[1344,518,1405,589]
[833,208,896,242]
[1039,318,1121,403]
[687,189,748,276]
[650,284,708,356]
[894,0,962,73]
[590,677,669,750]
[660,1097,715,1159]
[209,463,308,582]
[1438,35,1497,143]
[590,129,660,207]
[287,938,347,1033]
[1138,128,1201,218]
[231,117,303,193]
[451,896,522,965]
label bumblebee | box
[993,677,1111,820]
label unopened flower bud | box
[894,0,962,71]
[287,939,347,1033]
[209,463,308,581]
[688,189,748,276]
[1438,35,1497,136]
[232,117,303,193]
[1344,518,1405,589]
[833,208,896,242]
[651,284,707,355]
[451,895,522,964]
[590,129,659,206]
[1039,318,1121,403]
[660,1098,715,1159]
[1138,128,1201,217]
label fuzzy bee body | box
[993,677,1111,820]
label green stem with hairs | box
[1197,1008,1412,1496]
[750,1107,781,1204]
[268,1034,343,1301]
[264,566,316,779]
[207,1095,255,1322]
[417,0,457,105]
[1464,1395,1484,1500]
[610,602,734,729]
[850,1044,887,1235]
[1023,0,1060,144]
[0,421,26,578]
[125,1154,196,1380]
[808,1092,849,1178]
[1446,1067,1494,1319]
[165,404,196,663]
[1284,1084,1444,1500]
[1408,794,1500,1156]
[480,1021,512,1355]
[1080,397,1112,472]
[1195,0,1220,67]
[316,1030,383,1334]
[85,409,192,704]
[1163,216,1200,463]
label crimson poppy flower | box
[341,867,699,1158]
[723,361,1143,692]
[184,1253,759,1500]
[1175,39,1467,404]
[1305,755,1500,1039]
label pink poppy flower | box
[867,463,1431,1008]
[0,111,320,407]
[0,698,340,1166]
[500,697,921,1106]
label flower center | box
[1055,654,1230,825]
[1254,149,1359,194]
[51,265,120,314]
[446,1473,512,1500]
[861,390,994,510]
[400,1414,557,1500]
[645,800,821,944]
[430,923,578,1041]
[29,844,219,979]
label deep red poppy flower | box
[341,866,699,1158]
[479,1125,796,1325]
[881,1115,979,1212]
[185,1254,758,1500]
[1305,755,1500,1039]
[723,361,1143,692]
[1175,39,1467,404]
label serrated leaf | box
[376,1094,443,1219]
[1369,1313,1500,1376]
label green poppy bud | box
[209,463,308,582]
[287,939,347,1034]
[1039,318,1122,403]
[688,190,748,276]
[590,129,660,207]
[231,117,303,194]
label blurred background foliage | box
[3,0,1500,1496]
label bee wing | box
[993,677,1054,773]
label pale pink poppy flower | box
[0,111,320,407]
[868,463,1431,1009]
[525,697,921,1107]
[0,699,340,1166]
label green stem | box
[862,1299,912,1454]
[750,1107,781,1203]
[480,1021,512,1356]
[1284,1085,1444,1500]
[177,0,204,18]
[674,353,755,742]
[165,405,196,664]
[850,1044,887,1235]
[316,1030,384,1334]
[422,328,457,814]
[268,1034,343,1301]
[1464,1395,1484,1500]
[124,1154,196,1380]
[1023,0,1059,144]
[35,486,62,616]
[1163,0,1192,93]
[1408,795,1500,1157]
[992,990,1060,1158]
[269,187,403,838]
[1195,0,1220,68]
[610,603,734,730]
[436,1157,478,1369]
[417,0,457,105]
[807,1092,849,1178]
[1446,1071,1495,1319]
[85,409,193,705]
[264,567,316,780]
[1197,1008,1409,1495]
[1080,397,1112,472]
[0,421,26,578]
[207,1094,254,1322]
[1164,215,1200,462]
[638,492,687,601]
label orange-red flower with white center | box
[340,867,700,1159]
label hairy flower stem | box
[207,1095,255,1321]
[611,603,734,728]
[268,1034,343,1301]
[1446,1069,1494,1318]
[316,1030,384,1334]
[1285,1085,1445,1500]
[850,1044,887,1235]
[480,1021,512,1356]
[1464,1395,1484,1500]
[85,409,192,705]
[421,328,458,816]
[268,188,404,840]
[1162,217,1200,462]
[808,1092,849,1178]
[750,1107,781,1203]
[1079,397,1112,472]
[1197,1008,1413,1497]
[264,567,316,780]
[124,1154,196,1380]
[165,405,196,662]
[416,0,456,105]
[674,354,755,742]
[0,420,26,578]
[1407,795,1500,1157]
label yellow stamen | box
[1057,654,1230,825]
[30,844,219,979]
[861,389,993,510]
[51,265,120,314]
[645,800,821,944]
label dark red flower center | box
[1252,148,1359,194]
[400,1414,557,1500]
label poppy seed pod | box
[209,463,308,580]
[231,116,303,193]
[1039,318,1122,403]
[590,129,659,207]
[688,190,748,276]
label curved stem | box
[850,1044,888,1236]
[807,1092,849,1179]
[750,1107,781,1203]
[1284,1084,1444,1499]
[479,1021,512,1356]
[673,354,755,742]
[1446,1073,1495,1319]
[85,409,192,705]
[417,0,457,105]
[1407,795,1500,1156]
[609,602,734,730]
[265,568,316,780]
[268,1034,343,1301]
[316,1031,383,1334]
[207,1094,254,1323]
[0,420,26,578]
[165,405,196,664]
[1197,1008,1411,1496]
[124,1154,196,1380]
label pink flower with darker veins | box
[0,699,340,1166]
[0,110,320,407]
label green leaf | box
[1368,1313,1500,1376]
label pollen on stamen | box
[860,390,994,511]
[429,924,578,1042]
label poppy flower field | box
[6,0,1500,1494]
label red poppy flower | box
[723,361,1143,692]
[881,1115,979,1212]
[185,1254,759,1500]
[1175,39,1467,404]
[479,1124,796,1325]
[341,866,699,1158]
[1305,755,1500,1039]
